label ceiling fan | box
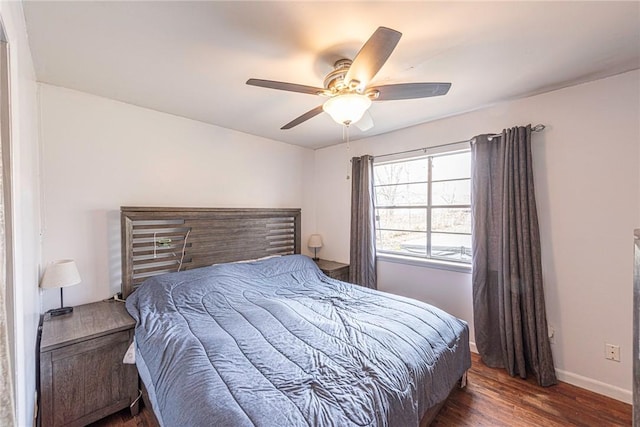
[246,26,451,131]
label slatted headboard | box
[121,207,301,298]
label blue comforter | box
[126,255,470,427]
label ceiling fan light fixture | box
[247,27,451,130]
[322,93,372,126]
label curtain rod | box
[373,124,546,161]
[487,123,546,141]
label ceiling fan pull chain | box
[345,124,351,180]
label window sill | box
[376,253,472,274]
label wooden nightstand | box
[39,300,139,427]
[315,259,350,282]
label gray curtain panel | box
[471,125,557,387]
[350,155,377,289]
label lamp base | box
[312,247,320,262]
[47,306,73,317]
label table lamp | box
[308,234,323,261]
[40,259,81,316]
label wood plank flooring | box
[432,353,631,426]
[92,352,632,426]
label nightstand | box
[39,300,139,427]
[315,259,350,282]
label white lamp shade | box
[322,94,372,125]
[40,260,81,289]
[308,234,323,249]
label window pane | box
[377,230,427,256]
[431,179,470,206]
[376,208,426,232]
[431,233,471,262]
[432,151,470,181]
[432,208,471,233]
[374,158,428,185]
[375,183,428,206]
[374,150,472,266]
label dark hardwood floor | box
[432,353,631,426]
[92,353,632,426]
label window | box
[373,150,471,264]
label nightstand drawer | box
[326,267,349,281]
[49,330,130,361]
[315,259,350,282]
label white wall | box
[39,84,315,309]
[315,70,640,403]
[36,61,639,408]
[0,2,41,426]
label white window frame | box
[373,146,472,274]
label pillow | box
[123,340,136,364]
[212,255,281,266]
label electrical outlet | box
[605,343,620,362]
[548,326,555,344]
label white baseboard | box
[468,341,631,404]
[555,368,632,404]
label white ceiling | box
[23,1,640,149]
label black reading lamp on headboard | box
[39,259,81,316]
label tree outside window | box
[373,151,471,264]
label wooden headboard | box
[121,207,301,298]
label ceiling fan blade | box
[281,105,324,130]
[246,78,325,95]
[345,27,402,88]
[354,111,374,132]
[370,82,451,101]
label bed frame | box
[120,206,301,298]
[120,206,462,426]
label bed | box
[121,207,471,426]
